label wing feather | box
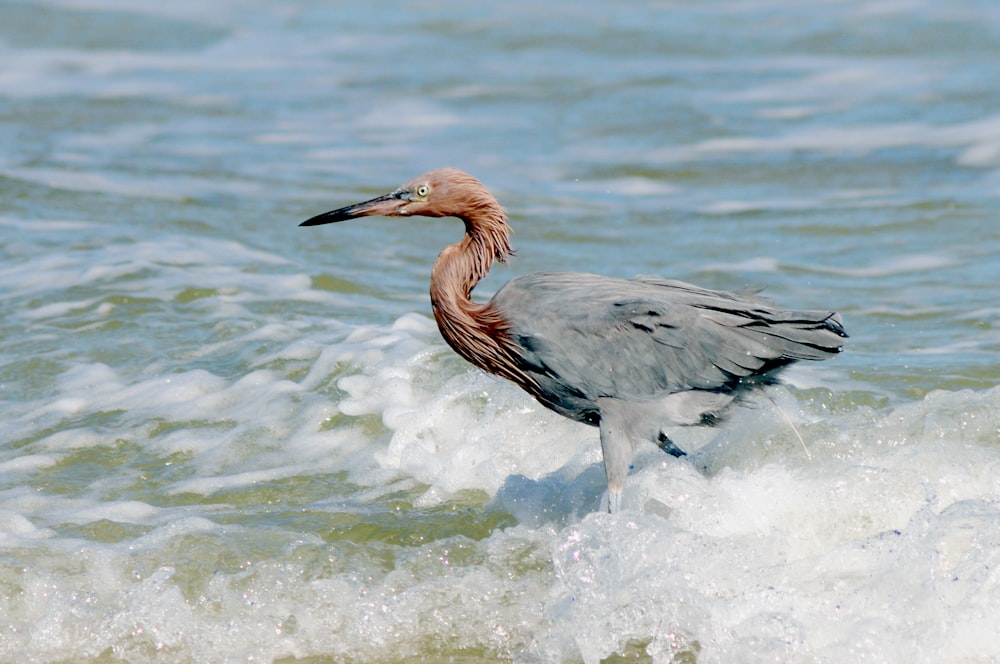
[490,272,845,411]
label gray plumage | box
[493,272,845,425]
[301,168,847,512]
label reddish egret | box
[302,168,847,512]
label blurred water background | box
[2,0,1000,661]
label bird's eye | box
[415,184,430,198]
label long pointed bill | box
[300,191,407,226]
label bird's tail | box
[697,304,847,364]
[753,310,847,360]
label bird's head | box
[300,168,499,226]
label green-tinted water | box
[3,1,1000,661]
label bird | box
[301,168,847,513]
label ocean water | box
[2,0,1000,661]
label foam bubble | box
[3,305,1000,662]
[0,510,41,538]
[63,501,162,526]
[530,390,1000,662]
[651,114,1000,165]
[956,140,1000,167]
[0,454,59,476]
[700,256,781,273]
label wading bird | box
[301,168,847,512]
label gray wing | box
[490,271,846,411]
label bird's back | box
[489,271,846,424]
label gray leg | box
[597,398,635,513]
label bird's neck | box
[429,209,531,388]
[433,206,513,295]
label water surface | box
[2,1,1000,661]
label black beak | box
[300,191,406,227]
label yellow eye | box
[415,184,430,198]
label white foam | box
[529,392,1000,662]
[700,198,819,214]
[167,468,292,496]
[4,302,1000,662]
[63,500,162,525]
[0,510,42,537]
[0,454,59,476]
[2,0,999,659]
[0,167,187,201]
[312,314,596,502]
[700,256,781,273]
[292,328,1000,661]
[650,113,1000,167]
[755,105,818,120]
[956,140,1000,167]
[568,176,680,197]
[358,99,465,131]
[809,252,962,278]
